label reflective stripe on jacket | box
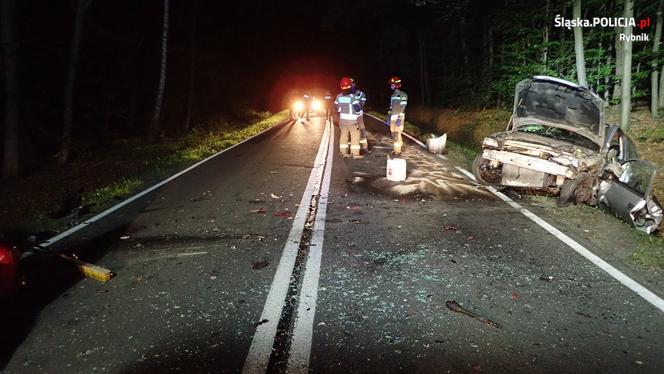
[389,89,408,115]
[334,93,360,121]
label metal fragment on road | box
[445,300,502,329]
[252,260,269,270]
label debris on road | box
[442,224,459,232]
[445,300,502,329]
[511,291,520,300]
[539,276,554,282]
[250,207,267,214]
[270,193,282,199]
[254,319,269,327]
[273,211,292,219]
[120,235,130,240]
[251,260,269,270]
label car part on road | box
[30,244,115,283]
[426,133,447,154]
[445,300,502,329]
[473,75,662,233]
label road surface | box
[1,113,663,373]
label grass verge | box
[0,110,289,236]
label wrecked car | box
[473,75,662,233]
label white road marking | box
[242,120,332,374]
[287,117,335,373]
[174,251,208,257]
[41,118,291,247]
[455,166,664,313]
[368,111,664,312]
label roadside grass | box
[82,110,289,215]
[631,232,664,269]
[0,110,289,236]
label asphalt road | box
[2,113,663,373]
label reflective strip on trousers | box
[340,113,359,120]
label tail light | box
[0,242,19,298]
[0,243,16,265]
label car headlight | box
[293,101,305,111]
[311,99,322,111]
[482,137,499,149]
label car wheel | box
[472,154,502,185]
[558,172,594,206]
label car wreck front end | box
[474,75,662,233]
[474,76,606,193]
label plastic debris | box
[270,193,282,199]
[250,207,267,214]
[252,260,269,270]
[120,235,130,240]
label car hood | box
[513,76,606,146]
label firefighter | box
[388,76,408,155]
[323,91,333,121]
[350,78,369,153]
[335,77,362,158]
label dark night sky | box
[16,0,422,113]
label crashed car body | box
[474,75,662,233]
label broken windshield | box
[516,124,600,151]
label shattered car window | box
[618,161,655,197]
[516,124,600,151]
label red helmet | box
[388,76,402,89]
[339,76,353,90]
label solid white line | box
[455,165,664,312]
[287,117,335,373]
[41,117,291,247]
[242,120,331,374]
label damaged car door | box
[598,160,662,234]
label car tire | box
[472,154,501,185]
[558,172,594,206]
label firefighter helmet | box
[389,76,402,89]
[339,76,353,90]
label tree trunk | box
[487,24,494,71]
[543,0,550,68]
[2,0,19,177]
[660,65,664,109]
[613,29,625,100]
[59,0,91,164]
[621,0,634,131]
[149,0,170,141]
[605,42,613,102]
[184,0,197,132]
[418,33,431,104]
[573,0,588,86]
[652,0,663,117]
